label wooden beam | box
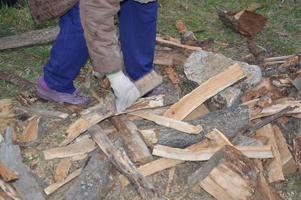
[44,137,96,160]
[164,63,245,120]
[90,125,161,200]
[131,111,203,134]
[111,116,152,164]
[152,144,273,161]
[254,124,285,183]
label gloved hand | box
[107,70,140,112]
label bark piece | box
[131,111,203,134]
[0,127,45,200]
[64,152,112,200]
[0,27,59,50]
[164,63,245,120]
[44,137,96,160]
[54,158,72,183]
[111,116,152,164]
[18,116,40,143]
[16,106,68,119]
[273,125,297,175]
[44,168,82,196]
[188,145,281,200]
[89,125,162,200]
[254,124,285,183]
[0,162,18,182]
[293,134,301,173]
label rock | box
[184,50,262,108]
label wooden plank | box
[254,124,285,183]
[164,63,245,120]
[131,111,203,134]
[152,144,273,161]
[273,125,297,175]
[53,158,72,183]
[90,125,161,200]
[44,168,82,195]
[18,116,40,143]
[111,116,152,164]
[44,137,96,160]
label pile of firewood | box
[1,17,301,200]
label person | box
[36,0,158,112]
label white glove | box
[107,71,140,112]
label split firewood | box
[131,111,203,134]
[44,137,96,160]
[0,179,22,200]
[152,144,273,161]
[0,27,59,50]
[0,162,18,182]
[164,63,245,120]
[90,125,162,200]
[0,127,45,199]
[44,168,82,196]
[18,115,40,143]
[184,104,209,121]
[111,116,152,164]
[119,139,217,187]
[205,129,232,146]
[188,145,281,200]
[15,106,68,119]
[254,124,285,183]
[156,36,202,51]
[64,152,112,200]
[293,134,301,173]
[64,94,176,146]
[53,158,72,183]
[273,125,297,175]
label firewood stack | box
[1,18,301,200]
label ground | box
[0,0,301,199]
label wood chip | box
[53,158,72,183]
[0,162,18,182]
[18,116,40,143]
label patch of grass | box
[158,0,301,56]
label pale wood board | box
[164,63,245,120]
[44,137,96,160]
[131,111,203,134]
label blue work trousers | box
[44,0,158,93]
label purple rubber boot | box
[36,76,90,106]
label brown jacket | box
[29,0,156,74]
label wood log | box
[0,27,59,50]
[0,127,45,200]
[273,125,297,175]
[89,125,162,200]
[254,124,285,183]
[111,116,152,164]
[44,137,96,160]
[64,152,112,200]
[188,145,281,200]
[164,63,245,120]
[157,105,250,148]
[152,144,273,161]
[293,134,301,173]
